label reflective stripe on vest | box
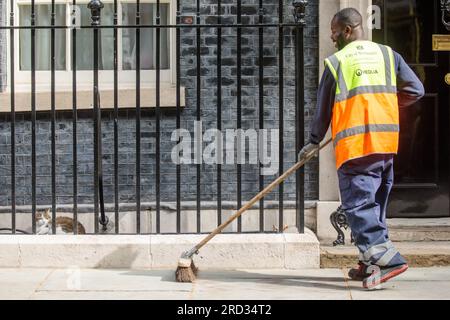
[333,124,399,147]
[325,41,399,169]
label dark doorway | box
[373,0,450,217]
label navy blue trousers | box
[338,154,407,267]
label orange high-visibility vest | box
[325,40,399,169]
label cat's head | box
[36,209,51,227]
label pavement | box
[1,267,450,300]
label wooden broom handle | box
[193,138,333,252]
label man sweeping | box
[299,8,425,289]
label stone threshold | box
[389,217,450,227]
[388,218,450,241]
[321,241,450,268]
[0,230,320,270]
[319,204,450,244]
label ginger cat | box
[36,208,86,234]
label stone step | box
[388,218,450,241]
[322,218,450,245]
[0,231,320,269]
[321,241,450,268]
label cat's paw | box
[36,227,51,235]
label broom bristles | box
[191,261,198,276]
[175,260,197,283]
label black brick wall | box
[0,0,319,207]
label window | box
[12,0,175,92]
[19,4,66,71]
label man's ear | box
[344,25,352,37]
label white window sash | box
[9,0,175,92]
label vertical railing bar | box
[93,13,99,234]
[10,0,16,234]
[72,0,78,235]
[156,0,161,234]
[216,0,222,227]
[295,27,300,233]
[51,0,56,234]
[31,0,37,234]
[196,0,201,233]
[89,0,102,234]
[258,0,264,232]
[278,0,284,233]
[135,0,141,234]
[98,85,106,233]
[236,0,242,233]
[294,2,307,234]
[298,26,305,234]
[113,0,119,234]
[176,0,181,233]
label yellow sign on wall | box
[433,35,450,51]
[446,73,450,86]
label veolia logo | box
[356,69,379,76]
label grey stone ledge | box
[0,200,317,214]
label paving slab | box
[348,280,450,300]
[0,268,53,300]
[387,266,450,281]
[1,267,450,300]
[38,269,193,292]
[30,291,192,300]
[346,267,450,300]
[191,269,351,300]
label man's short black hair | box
[333,7,363,28]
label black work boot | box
[363,263,409,290]
[347,261,369,281]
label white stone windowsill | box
[0,86,186,113]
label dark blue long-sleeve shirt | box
[309,49,425,145]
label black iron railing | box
[0,0,308,235]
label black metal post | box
[135,1,141,234]
[258,0,264,232]
[293,0,307,234]
[278,0,284,233]
[71,0,78,234]
[236,0,242,233]
[156,0,161,234]
[31,0,36,234]
[88,0,104,234]
[9,0,15,234]
[113,0,119,234]
[196,0,201,233]
[217,0,222,227]
[176,0,181,233]
[51,0,56,234]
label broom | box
[175,138,332,282]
